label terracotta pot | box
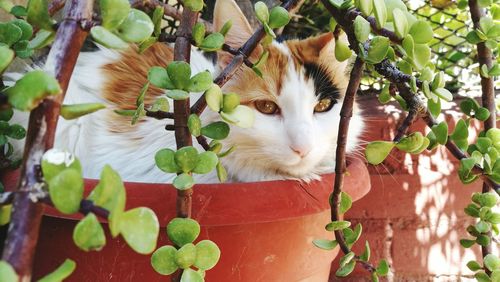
[3,159,370,282]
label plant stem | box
[0,1,93,279]
[190,0,301,116]
[468,0,496,273]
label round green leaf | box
[155,148,180,173]
[467,260,482,272]
[268,6,290,29]
[188,71,213,93]
[205,84,223,112]
[376,259,390,276]
[48,168,83,215]
[254,2,269,24]
[433,88,453,102]
[116,9,154,43]
[10,19,33,41]
[409,20,433,44]
[149,97,170,112]
[385,0,408,21]
[0,108,13,122]
[354,16,370,43]
[73,213,106,252]
[41,148,82,182]
[367,36,390,64]
[220,105,255,128]
[392,8,408,38]
[413,44,431,71]
[119,207,159,254]
[166,89,189,100]
[312,239,338,250]
[365,141,395,165]
[216,161,228,182]
[180,268,203,282]
[0,205,12,226]
[199,32,224,52]
[28,29,55,49]
[396,132,424,152]
[357,0,372,16]
[7,124,25,140]
[60,103,106,120]
[173,173,195,190]
[151,245,178,275]
[431,71,445,90]
[340,252,355,268]
[27,0,54,31]
[175,243,196,269]
[360,241,371,262]
[339,191,352,214]
[167,61,191,90]
[219,20,232,36]
[222,93,240,113]
[148,66,174,89]
[475,271,491,282]
[334,40,352,62]
[192,151,218,174]
[0,46,14,74]
[0,261,17,282]
[192,23,205,46]
[373,0,387,28]
[336,260,355,277]
[175,146,198,173]
[431,121,448,145]
[100,0,130,30]
[6,70,62,111]
[476,235,491,246]
[201,121,230,140]
[167,218,201,247]
[325,220,351,231]
[183,0,203,12]
[475,107,490,121]
[90,26,128,49]
[188,114,202,137]
[37,259,76,282]
[194,240,221,270]
[87,165,126,237]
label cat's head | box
[212,0,364,181]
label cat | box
[9,0,364,183]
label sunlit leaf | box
[119,207,159,254]
[100,0,130,30]
[5,70,61,111]
[38,259,75,282]
[151,245,178,275]
[194,240,221,270]
[73,213,106,252]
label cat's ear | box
[287,32,339,63]
[214,0,262,67]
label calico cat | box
[10,0,364,183]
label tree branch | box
[1,1,94,278]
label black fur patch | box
[303,63,340,100]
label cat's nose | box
[290,145,310,158]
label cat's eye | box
[314,98,335,113]
[255,100,279,115]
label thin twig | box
[1,1,94,278]
[145,109,174,119]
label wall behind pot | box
[330,96,497,281]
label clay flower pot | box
[3,158,370,281]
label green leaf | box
[173,173,195,190]
[428,99,441,118]
[90,26,128,49]
[175,146,198,173]
[460,98,480,116]
[476,220,490,233]
[27,0,54,31]
[0,205,12,226]
[475,107,490,121]
[166,89,189,100]
[360,241,371,262]
[492,270,500,282]
[367,36,390,64]
[396,132,425,152]
[339,191,352,214]
[409,20,433,44]
[10,5,27,17]
[475,271,492,282]
[73,213,106,252]
[220,105,255,128]
[175,243,197,269]
[192,22,205,46]
[87,165,126,237]
[334,40,352,62]
[10,19,33,41]
[268,6,290,29]
[376,259,390,276]
[28,28,55,49]
[6,70,61,111]
[340,252,355,268]
[41,149,82,182]
[477,137,492,154]
[48,168,83,215]
[222,93,240,113]
[467,260,482,272]
[119,207,159,254]
[451,119,469,141]
[188,71,213,93]
[354,16,370,43]
[431,122,448,145]
[336,260,355,277]
[167,218,200,247]
[431,71,445,90]
[131,103,145,125]
[100,0,130,30]
[219,20,232,36]
[6,124,25,140]
[458,158,478,184]
[205,84,223,112]
[325,220,351,231]
[433,88,453,102]
[254,2,269,24]
[312,239,338,250]
[188,114,202,137]
[199,32,225,52]
[149,97,169,112]
[194,240,221,270]
[393,8,408,38]
[180,268,203,282]
[357,0,372,16]
[216,161,228,182]
[365,141,395,165]
[476,235,491,246]
[38,259,76,282]
[115,9,154,43]
[0,261,18,282]
[60,103,106,120]
[148,66,174,89]
[378,83,391,104]
[183,0,203,12]
[167,61,191,90]
[473,192,498,208]
[466,30,484,44]
[155,148,180,173]
[373,0,387,28]
[464,204,480,217]
[0,46,14,74]
[413,44,431,71]
[192,151,218,174]
[151,245,178,275]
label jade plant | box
[0,0,498,281]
